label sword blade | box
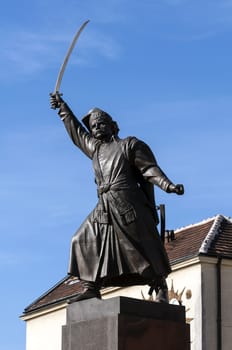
[54,20,90,94]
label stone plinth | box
[62,296,190,350]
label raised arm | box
[50,93,97,159]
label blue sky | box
[1,1,232,349]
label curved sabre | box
[53,19,90,94]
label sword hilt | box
[50,91,63,109]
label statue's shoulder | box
[120,136,139,145]
[119,136,142,158]
[120,136,147,149]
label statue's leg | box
[148,277,169,303]
[140,267,169,303]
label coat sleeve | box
[58,102,97,159]
[127,137,173,192]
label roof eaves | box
[170,252,199,266]
[23,275,69,313]
[199,251,232,260]
[22,291,79,316]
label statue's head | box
[82,108,119,140]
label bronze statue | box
[50,93,184,303]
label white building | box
[21,214,232,350]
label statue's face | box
[89,114,113,140]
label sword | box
[51,19,90,103]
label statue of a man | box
[50,93,184,303]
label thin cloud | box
[81,30,121,60]
[2,1,232,81]
[1,26,122,80]
[2,31,58,77]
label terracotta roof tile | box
[207,218,232,258]
[24,276,84,313]
[165,219,214,263]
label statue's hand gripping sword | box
[50,20,90,108]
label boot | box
[148,277,169,303]
[68,280,101,304]
[154,286,169,303]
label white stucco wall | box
[23,306,66,350]
[167,259,203,350]
[102,284,151,300]
[201,257,218,350]
[200,257,232,350]
[221,259,232,350]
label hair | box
[111,120,120,136]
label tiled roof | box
[207,217,232,257]
[165,218,214,264]
[165,214,232,264]
[23,214,232,315]
[23,276,84,314]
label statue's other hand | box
[174,184,184,195]
[50,92,64,110]
[168,183,184,195]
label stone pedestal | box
[62,296,190,350]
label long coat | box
[60,105,172,287]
